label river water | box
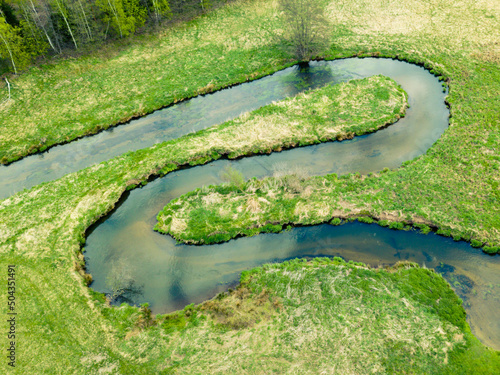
[9,57,490,348]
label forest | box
[0,0,213,74]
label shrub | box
[378,220,389,227]
[357,216,374,224]
[470,239,483,248]
[330,217,342,226]
[415,224,432,234]
[483,246,500,254]
[220,165,245,191]
[389,221,405,230]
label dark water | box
[79,58,499,349]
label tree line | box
[0,0,214,73]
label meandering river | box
[83,59,500,349]
[5,58,497,348]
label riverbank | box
[93,258,500,373]
[1,0,500,372]
[156,168,499,253]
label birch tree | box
[200,0,210,12]
[50,0,78,48]
[149,0,170,25]
[96,0,146,38]
[16,0,61,52]
[73,0,92,40]
[0,15,30,73]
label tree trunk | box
[107,0,122,38]
[27,0,59,52]
[53,0,78,49]
[77,0,92,40]
[4,77,11,99]
[0,30,17,74]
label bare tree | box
[278,0,330,62]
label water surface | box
[0,58,446,198]
[78,58,499,349]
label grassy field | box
[108,258,498,374]
[0,72,407,373]
[0,0,499,373]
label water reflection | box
[0,58,444,197]
[82,59,499,349]
[0,60,341,199]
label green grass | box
[0,0,292,164]
[152,0,500,252]
[147,258,499,374]
[156,166,500,251]
[91,258,500,373]
[1,0,500,372]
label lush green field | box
[103,258,499,374]
[0,0,499,373]
[0,0,290,164]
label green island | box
[0,0,499,373]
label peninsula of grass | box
[155,166,500,252]
[163,75,406,162]
[123,258,499,373]
[1,0,500,372]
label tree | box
[96,0,146,38]
[0,14,32,73]
[199,0,210,13]
[278,0,330,62]
[148,0,170,26]
[50,0,79,48]
[15,0,62,53]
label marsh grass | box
[1,0,500,372]
[105,258,499,373]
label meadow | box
[0,0,499,373]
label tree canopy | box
[0,0,214,74]
[279,0,330,62]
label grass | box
[0,0,291,164]
[146,258,499,374]
[0,0,500,372]
[155,165,499,252]
[77,258,500,373]
[153,0,500,252]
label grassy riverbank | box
[127,259,499,373]
[0,0,291,164]
[0,0,500,373]
[155,167,500,252]
[0,74,406,373]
